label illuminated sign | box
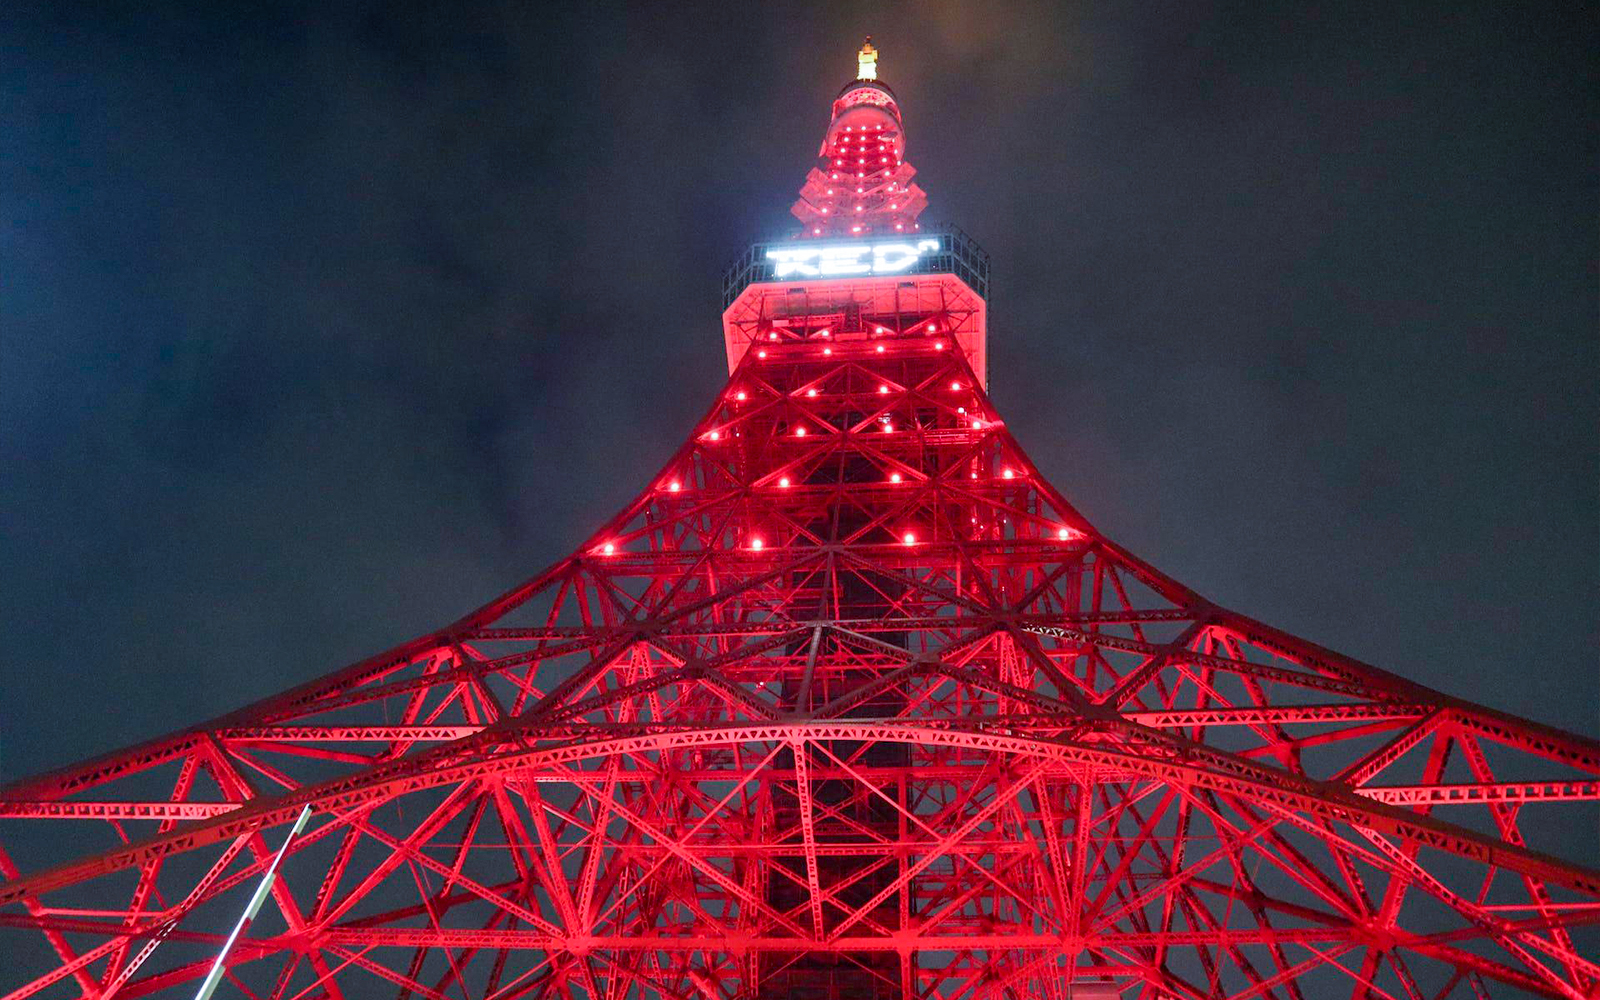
[766,238,939,278]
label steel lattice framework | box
[4,41,1598,1000]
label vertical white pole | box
[192,804,313,1000]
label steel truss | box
[4,46,1598,1000]
[4,336,1596,1000]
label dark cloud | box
[1,0,1594,795]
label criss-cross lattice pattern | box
[3,331,1597,999]
[3,41,1598,1000]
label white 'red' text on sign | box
[766,238,940,278]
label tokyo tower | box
[5,39,1599,1000]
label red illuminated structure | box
[3,40,1598,1000]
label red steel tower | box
[3,40,1598,1000]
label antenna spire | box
[856,36,878,80]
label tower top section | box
[790,39,927,239]
[721,40,988,384]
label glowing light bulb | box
[927,323,937,332]
[751,538,764,550]
[795,426,807,436]
[878,385,889,394]
[601,543,615,555]
[970,471,978,479]
[851,225,861,232]
[735,391,746,401]
[708,430,720,440]
[890,203,897,209]
[971,420,982,430]
[895,223,904,230]
[883,423,894,432]
[778,476,791,488]
[950,381,961,391]
[669,480,681,492]
[770,332,780,340]
[822,347,832,355]
[757,350,767,358]
[875,326,886,334]
[935,341,945,350]
[820,207,829,214]
[889,472,902,483]
[826,188,833,194]
[1057,528,1072,540]
[816,328,830,337]
[876,343,886,353]
[813,227,822,234]
[902,532,916,545]
[1002,468,1015,479]
[806,388,817,397]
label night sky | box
[2,1,1595,790]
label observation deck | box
[720,225,991,385]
